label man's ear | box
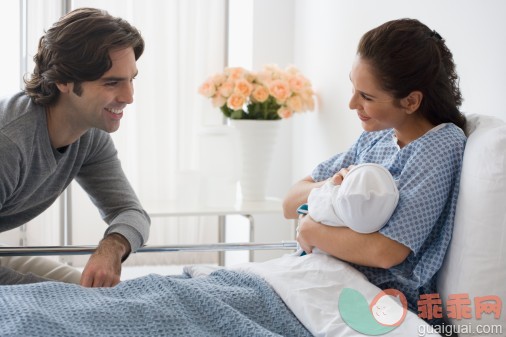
[401,91,423,114]
[55,82,71,93]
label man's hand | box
[80,233,130,287]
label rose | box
[288,75,307,93]
[234,79,253,98]
[212,94,227,108]
[227,93,246,111]
[225,67,248,81]
[286,95,303,112]
[251,85,269,103]
[198,79,216,97]
[211,73,227,86]
[268,80,291,103]
[277,106,293,119]
[218,81,234,97]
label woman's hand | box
[283,165,357,218]
[283,176,326,219]
[330,165,356,185]
[296,215,321,254]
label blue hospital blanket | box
[0,269,312,337]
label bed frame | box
[0,241,298,257]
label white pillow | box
[437,114,506,332]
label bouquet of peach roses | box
[198,65,315,120]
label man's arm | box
[80,233,130,287]
[76,130,150,287]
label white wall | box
[289,0,506,182]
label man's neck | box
[45,104,86,149]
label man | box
[0,8,150,287]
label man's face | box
[65,47,138,133]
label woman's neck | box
[394,116,436,148]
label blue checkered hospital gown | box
[311,123,466,312]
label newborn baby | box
[307,163,399,233]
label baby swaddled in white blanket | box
[307,163,399,233]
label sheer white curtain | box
[0,0,64,249]
[0,0,228,266]
[0,0,23,246]
[68,0,228,266]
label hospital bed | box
[0,114,504,337]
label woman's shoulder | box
[418,123,466,152]
[400,123,466,171]
[428,122,466,139]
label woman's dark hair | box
[357,18,467,132]
[24,7,145,106]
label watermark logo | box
[338,288,408,335]
[339,288,503,336]
[417,293,502,321]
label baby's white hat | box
[333,163,399,233]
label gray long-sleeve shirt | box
[0,92,150,252]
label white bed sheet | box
[186,252,438,337]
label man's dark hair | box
[24,7,145,105]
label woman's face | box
[348,56,408,132]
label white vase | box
[229,119,281,201]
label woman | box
[283,18,467,322]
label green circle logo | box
[338,288,408,335]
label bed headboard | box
[437,114,506,330]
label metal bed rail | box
[0,241,298,257]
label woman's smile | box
[357,112,371,121]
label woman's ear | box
[55,82,71,93]
[401,91,423,114]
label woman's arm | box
[297,215,411,269]
[283,168,352,219]
[282,176,327,219]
